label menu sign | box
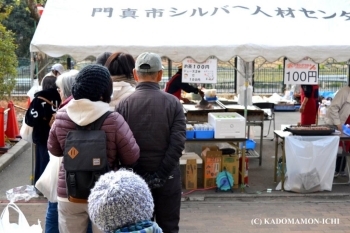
[182,58,217,84]
[284,60,319,85]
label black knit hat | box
[72,64,111,101]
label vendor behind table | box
[299,84,319,125]
[165,65,204,103]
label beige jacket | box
[324,86,350,126]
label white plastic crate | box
[208,112,246,139]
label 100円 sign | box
[182,58,217,84]
[284,59,319,85]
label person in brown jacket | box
[47,64,140,233]
[116,52,186,233]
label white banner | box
[182,58,217,84]
[284,60,319,85]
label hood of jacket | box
[66,98,110,126]
[111,82,135,102]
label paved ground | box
[1,197,350,232]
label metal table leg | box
[274,133,278,183]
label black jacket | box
[116,82,186,176]
[166,71,199,94]
[25,88,61,144]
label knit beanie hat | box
[72,64,111,101]
[88,170,154,233]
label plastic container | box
[194,130,214,139]
[186,131,195,139]
[239,139,256,150]
[246,139,256,150]
[204,96,218,101]
[274,104,296,111]
[343,125,350,136]
[237,85,253,106]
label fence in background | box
[9,58,349,96]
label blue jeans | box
[46,202,93,233]
[45,202,59,233]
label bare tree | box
[26,0,50,83]
[26,0,41,22]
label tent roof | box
[30,0,350,63]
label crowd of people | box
[28,51,187,233]
[26,52,350,233]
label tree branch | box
[26,0,40,22]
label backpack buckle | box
[69,173,76,187]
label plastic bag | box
[281,136,339,193]
[6,185,39,202]
[35,153,62,202]
[19,116,33,143]
[26,79,41,102]
[0,202,42,233]
[237,85,253,106]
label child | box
[88,170,162,233]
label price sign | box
[284,60,318,85]
[182,58,217,84]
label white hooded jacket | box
[109,81,135,110]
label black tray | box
[283,127,335,135]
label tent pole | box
[168,59,172,78]
[348,60,350,85]
[234,57,237,93]
[243,61,249,129]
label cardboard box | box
[180,152,202,189]
[201,146,222,188]
[180,152,202,165]
[208,112,246,139]
[185,159,197,189]
[221,154,240,189]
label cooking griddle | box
[283,125,335,135]
[183,100,226,122]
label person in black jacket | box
[116,52,186,233]
[165,65,204,103]
[25,75,61,186]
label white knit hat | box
[88,170,154,233]
[51,63,65,75]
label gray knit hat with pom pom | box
[88,170,154,233]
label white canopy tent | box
[30,0,350,63]
[29,0,350,172]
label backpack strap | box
[37,96,57,108]
[92,111,113,130]
[76,111,112,130]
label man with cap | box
[27,63,66,102]
[51,63,65,77]
[40,63,65,86]
[88,170,162,233]
[116,52,186,233]
[165,65,204,103]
